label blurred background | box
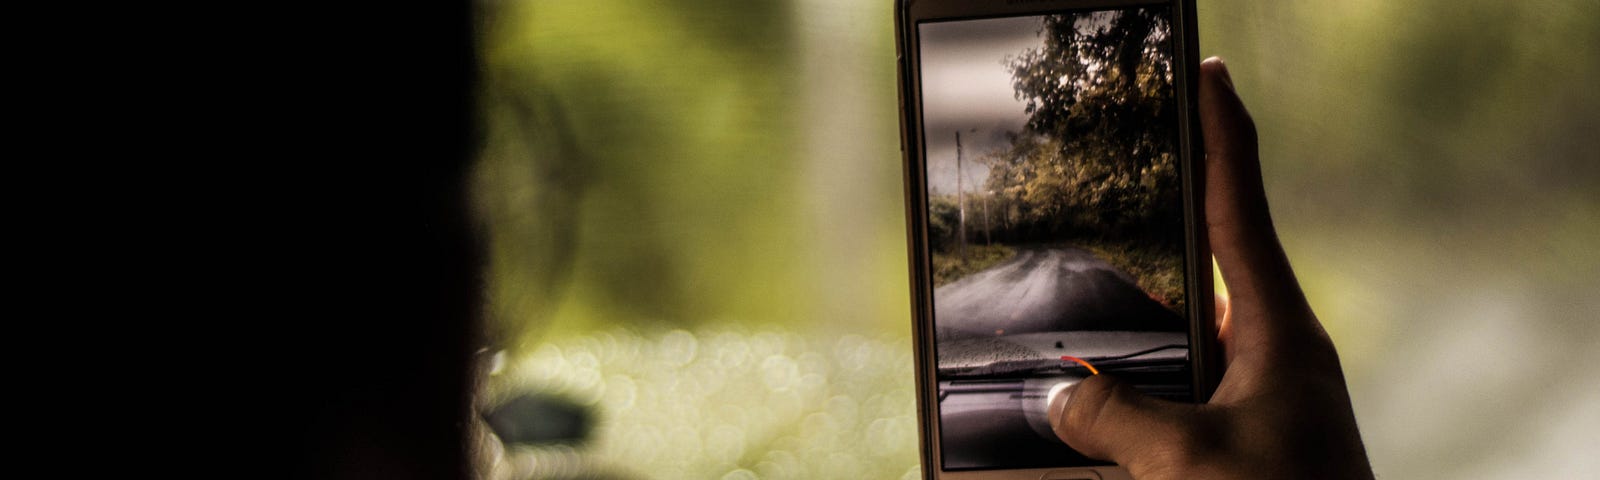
[470,0,1599,478]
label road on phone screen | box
[934,246,1183,340]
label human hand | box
[1046,57,1375,480]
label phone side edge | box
[1174,0,1221,403]
[894,1,942,479]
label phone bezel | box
[895,0,1216,478]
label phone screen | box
[915,6,1192,471]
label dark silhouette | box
[275,4,482,479]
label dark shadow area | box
[486,393,594,446]
[260,4,481,480]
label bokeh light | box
[479,329,919,479]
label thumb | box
[1049,375,1198,470]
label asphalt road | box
[934,246,1183,341]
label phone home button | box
[1039,471,1101,480]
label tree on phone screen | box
[991,9,1179,242]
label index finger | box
[1199,58,1315,345]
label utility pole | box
[956,131,966,261]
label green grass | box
[931,244,1015,287]
[1083,240,1187,314]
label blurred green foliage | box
[1195,0,1600,366]
[481,0,819,344]
[476,0,1599,478]
[1197,2,1600,478]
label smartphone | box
[896,0,1215,478]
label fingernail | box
[1047,381,1078,438]
[1212,57,1236,90]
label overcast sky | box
[917,15,1043,195]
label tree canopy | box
[983,9,1181,241]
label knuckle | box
[1058,375,1118,453]
[1064,376,1116,433]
